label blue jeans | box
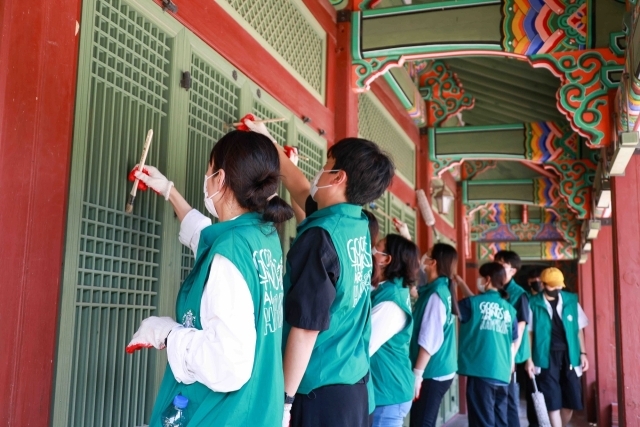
[372,401,412,427]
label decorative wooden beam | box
[544,159,595,219]
[414,60,475,126]
[350,0,592,91]
[461,160,498,180]
[429,122,578,176]
[477,241,577,261]
[530,48,624,147]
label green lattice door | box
[54,1,326,425]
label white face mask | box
[203,171,222,218]
[476,277,488,293]
[310,168,339,201]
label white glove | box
[413,368,424,401]
[243,119,278,145]
[393,218,412,241]
[126,316,182,353]
[134,165,174,200]
[283,146,299,167]
[282,403,292,427]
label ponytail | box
[262,194,295,224]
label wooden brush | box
[368,202,395,222]
[125,129,153,214]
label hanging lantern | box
[434,185,454,215]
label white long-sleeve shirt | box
[417,294,456,381]
[369,300,407,356]
[166,209,257,392]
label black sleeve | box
[458,297,472,323]
[305,195,318,217]
[285,227,340,331]
[514,294,531,325]
[512,319,519,342]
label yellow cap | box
[540,267,565,288]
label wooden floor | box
[443,401,592,427]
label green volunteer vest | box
[458,291,517,384]
[530,291,581,369]
[505,279,531,363]
[410,276,457,379]
[370,278,414,406]
[283,203,372,394]
[150,212,284,427]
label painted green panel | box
[358,93,416,185]
[510,242,543,258]
[467,183,534,203]
[361,5,502,51]
[56,0,176,425]
[222,0,325,96]
[435,128,525,157]
[471,161,542,181]
[389,66,417,108]
[180,53,242,281]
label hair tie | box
[267,193,278,202]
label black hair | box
[383,234,420,288]
[527,266,544,280]
[430,243,460,316]
[494,250,522,271]
[327,138,395,205]
[479,262,509,300]
[209,130,294,224]
[363,210,381,288]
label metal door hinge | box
[162,0,178,13]
[180,71,191,90]
[337,10,351,23]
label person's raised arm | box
[134,165,193,221]
[454,274,475,298]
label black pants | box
[409,377,453,427]
[536,349,583,412]
[466,377,509,427]
[290,376,369,427]
[507,370,521,427]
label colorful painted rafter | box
[531,48,624,147]
[524,121,578,162]
[544,159,595,219]
[502,0,590,55]
[416,60,475,126]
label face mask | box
[530,280,543,293]
[544,288,560,298]
[310,168,339,201]
[476,277,488,293]
[372,247,389,267]
[203,171,222,218]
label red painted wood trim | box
[153,0,335,142]
[611,155,640,425]
[442,170,456,191]
[578,256,597,423]
[389,176,416,208]
[0,0,81,424]
[301,0,337,39]
[416,132,432,251]
[333,18,358,143]
[591,226,618,427]
[370,78,420,145]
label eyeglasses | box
[372,248,388,257]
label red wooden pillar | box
[416,128,433,252]
[590,224,617,427]
[334,4,358,142]
[466,242,479,293]
[0,0,81,425]
[611,155,640,425]
[578,255,597,423]
[455,184,468,415]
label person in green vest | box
[458,262,518,427]
[409,243,459,427]
[494,250,530,427]
[364,209,381,427]
[370,234,419,427]
[525,267,589,427]
[244,119,395,427]
[125,130,295,426]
